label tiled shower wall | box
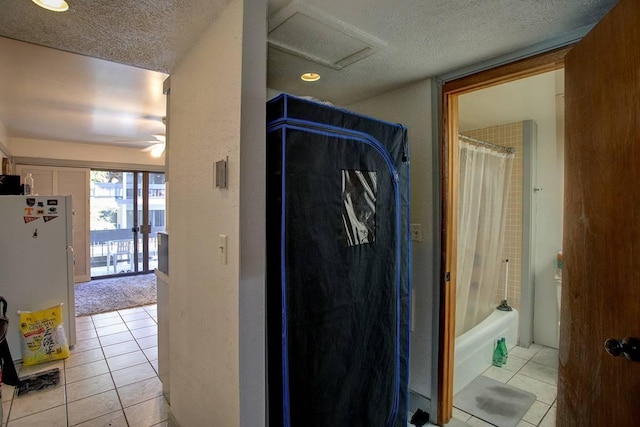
[461,122,524,312]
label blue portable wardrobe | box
[266,94,411,427]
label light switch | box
[219,234,227,265]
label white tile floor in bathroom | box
[452,344,558,427]
[1,305,168,427]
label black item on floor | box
[0,297,19,386]
[266,94,411,427]
[0,340,19,386]
[410,408,430,426]
[16,368,60,396]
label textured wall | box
[533,83,563,350]
[238,0,267,425]
[167,0,244,424]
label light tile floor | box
[1,305,168,427]
[2,313,557,427]
[452,344,558,427]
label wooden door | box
[559,0,640,424]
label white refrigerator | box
[0,195,76,361]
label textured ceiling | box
[268,0,617,105]
[0,0,618,149]
[0,0,234,73]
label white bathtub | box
[453,308,519,395]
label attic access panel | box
[268,1,387,70]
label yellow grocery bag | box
[18,304,70,366]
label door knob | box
[604,337,640,361]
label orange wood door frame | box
[437,47,568,426]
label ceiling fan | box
[112,133,165,157]
[141,116,166,158]
[142,134,166,158]
[112,117,166,157]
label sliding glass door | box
[90,170,166,277]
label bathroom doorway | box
[436,47,567,425]
[457,69,565,350]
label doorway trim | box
[433,46,568,425]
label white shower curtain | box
[456,141,514,337]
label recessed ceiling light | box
[301,72,321,82]
[32,0,69,12]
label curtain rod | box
[458,134,515,154]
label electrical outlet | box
[411,224,422,242]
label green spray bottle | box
[498,337,508,366]
[492,339,504,367]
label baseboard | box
[167,411,179,427]
[166,393,429,426]
[409,389,431,415]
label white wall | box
[348,79,435,400]
[238,0,267,424]
[532,73,564,349]
[167,0,265,425]
[9,137,164,167]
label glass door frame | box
[90,169,165,278]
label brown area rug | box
[74,274,157,316]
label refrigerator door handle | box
[67,244,76,347]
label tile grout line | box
[7,306,161,426]
[70,307,158,426]
[513,347,558,426]
[99,306,160,426]
[103,310,131,427]
[536,404,552,427]
[69,312,123,427]
[453,345,558,426]
[70,310,136,426]
[63,315,85,426]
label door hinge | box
[445,272,451,282]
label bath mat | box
[453,375,536,427]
